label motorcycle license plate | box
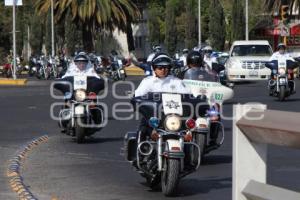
[120,69,125,74]
[74,76,87,90]
[279,78,286,84]
[249,70,258,76]
[75,105,85,115]
[162,93,183,115]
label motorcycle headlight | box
[75,90,86,101]
[164,115,181,132]
[278,67,286,75]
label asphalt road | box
[0,76,300,200]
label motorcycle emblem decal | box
[198,74,204,79]
[165,100,180,109]
[75,80,86,85]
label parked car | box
[225,40,272,82]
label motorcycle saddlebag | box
[124,132,137,161]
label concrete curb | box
[124,66,144,76]
[7,135,49,200]
[0,79,27,86]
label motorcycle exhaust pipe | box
[138,141,154,156]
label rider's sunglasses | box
[155,65,169,70]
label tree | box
[147,0,166,46]
[231,0,245,41]
[165,0,179,55]
[208,0,226,51]
[185,0,198,49]
[35,0,140,52]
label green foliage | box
[231,0,245,41]
[165,0,179,55]
[209,0,226,51]
[147,1,166,46]
[185,0,198,49]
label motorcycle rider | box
[134,53,190,143]
[178,50,214,80]
[134,53,189,97]
[147,45,162,63]
[179,48,189,67]
[55,52,105,133]
[203,46,218,70]
[269,43,296,93]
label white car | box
[225,40,272,82]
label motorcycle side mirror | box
[265,62,275,69]
[64,92,72,99]
[212,63,225,73]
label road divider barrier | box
[233,104,300,200]
[124,65,144,76]
[7,135,49,200]
[0,78,27,85]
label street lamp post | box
[198,0,201,47]
[245,0,249,40]
[12,0,17,79]
[51,0,55,57]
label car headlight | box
[75,90,86,101]
[164,115,181,132]
[228,60,241,68]
[278,67,286,75]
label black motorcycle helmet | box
[187,50,203,66]
[151,53,173,69]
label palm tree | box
[264,0,299,14]
[35,0,140,52]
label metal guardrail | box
[232,104,300,200]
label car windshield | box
[231,45,272,56]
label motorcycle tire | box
[75,118,86,144]
[161,158,180,196]
[192,134,205,165]
[279,85,285,101]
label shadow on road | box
[202,155,232,165]
[274,98,300,102]
[74,136,124,144]
[178,177,232,197]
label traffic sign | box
[280,26,290,36]
[4,0,22,6]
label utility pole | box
[198,0,201,47]
[245,0,249,40]
[51,0,55,57]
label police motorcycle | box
[36,55,50,79]
[182,67,233,160]
[124,92,212,196]
[107,51,126,81]
[266,57,298,101]
[54,76,105,143]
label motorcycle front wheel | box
[279,85,286,101]
[75,118,86,144]
[161,158,180,196]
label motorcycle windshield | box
[183,68,218,82]
[183,68,234,102]
[54,76,105,95]
[131,92,209,120]
[269,59,298,70]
